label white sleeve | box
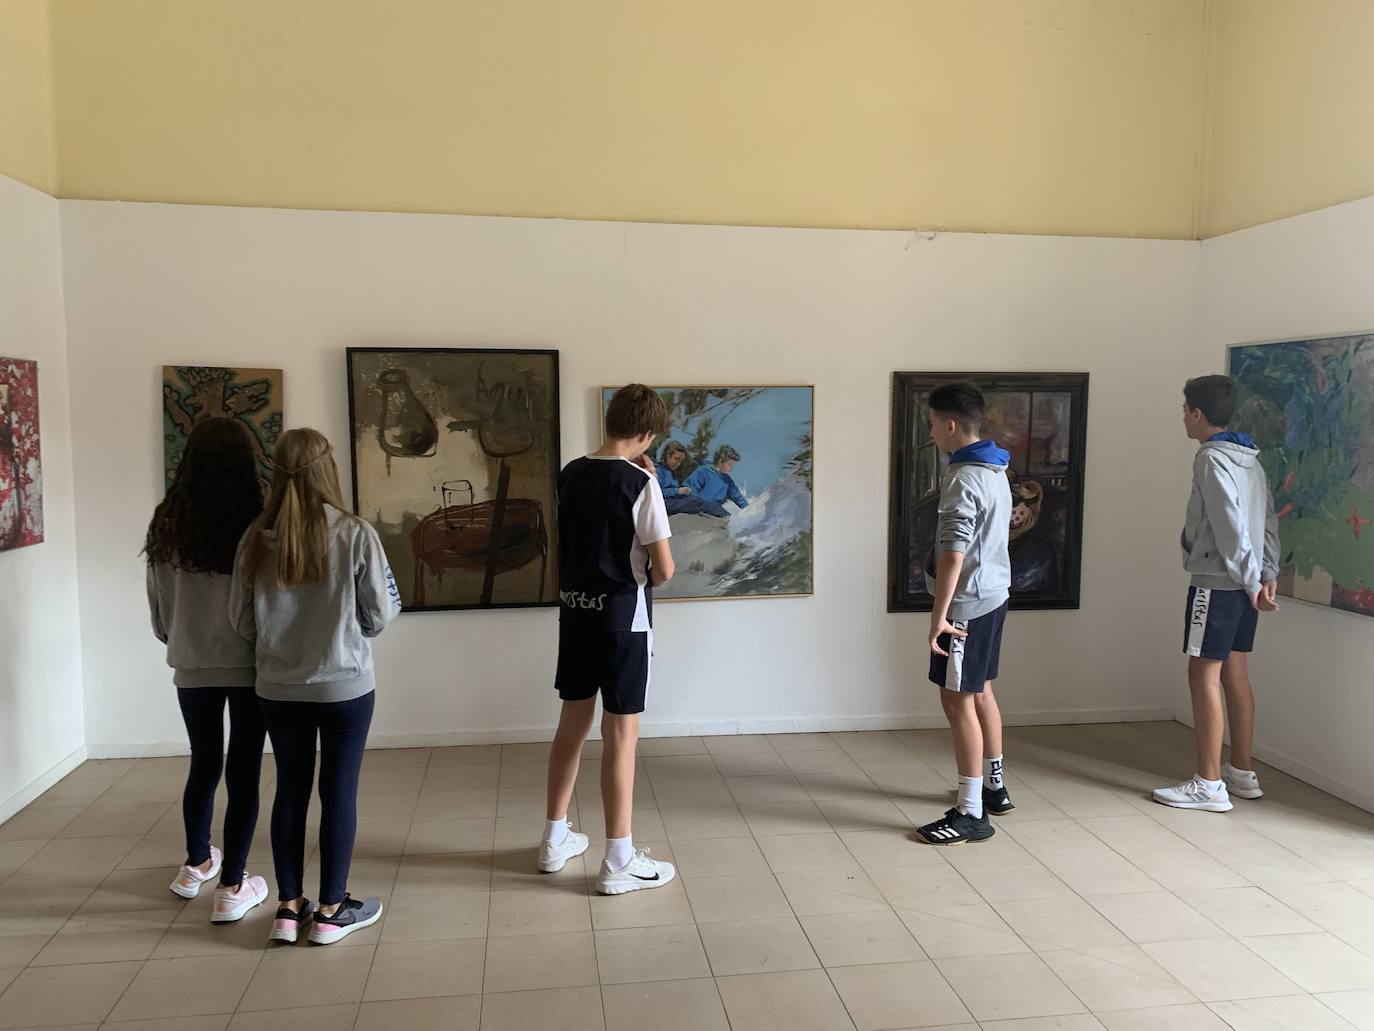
[634,476,672,545]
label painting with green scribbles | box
[1230,334,1374,618]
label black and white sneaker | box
[983,785,1016,816]
[309,895,383,945]
[915,807,995,846]
[268,899,314,944]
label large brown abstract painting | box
[0,357,43,552]
[347,348,560,611]
[162,366,283,491]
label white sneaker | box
[211,874,269,923]
[169,845,222,899]
[1223,763,1263,799]
[1152,777,1233,812]
[596,848,677,895]
[538,826,590,873]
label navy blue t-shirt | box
[556,456,671,632]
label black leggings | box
[259,691,374,906]
[177,686,266,887]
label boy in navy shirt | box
[1153,375,1279,812]
[540,384,678,894]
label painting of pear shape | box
[348,348,561,611]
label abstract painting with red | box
[0,357,44,552]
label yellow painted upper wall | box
[1202,0,1374,238]
[47,0,1209,238]
[0,0,55,193]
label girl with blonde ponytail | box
[230,428,401,945]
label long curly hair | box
[242,427,349,588]
[145,417,264,574]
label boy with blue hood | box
[1154,375,1280,813]
[916,382,1014,846]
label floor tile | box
[601,977,729,1031]
[1175,886,1318,937]
[590,878,695,930]
[487,885,589,936]
[1142,937,1302,1001]
[1241,931,1374,992]
[428,744,501,766]
[661,806,751,840]
[594,924,711,983]
[715,969,857,1031]
[776,867,888,916]
[363,938,485,1000]
[404,818,496,855]
[741,801,834,837]
[684,873,792,923]
[830,959,972,1030]
[868,863,982,910]
[936,952,1086,1021]
[0,960,142,1027]
[799,909,925,967]
[478,984,603,1030]
[1267,881,1374,935]
[356,995,480,1031]
[107,955,259,1021]
[898,903,1030,959]
[106,1015,233,1031]
[1040,944,1195,1011]
[392,851,493,894]
[238,942,376,1010]
[29,910,173,966]
[757,831,863,873]
[1095,1004,1230,1031]
[1208,994,1356,1030]
[995,896,1130,951]
[669,835,770,878]
[1315,989,1374,1030]
[1084,891,1227,944]
[483,930,597,993]
[379,889,490,942]
[698,916,820,975]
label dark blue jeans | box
[177,686,265,887]
[259,691,374,906]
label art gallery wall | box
[0,174,85,822]
[59,199,1200,755]
[1195,194,1374,811]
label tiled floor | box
[3,721,1374,1030]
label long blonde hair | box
[244,428,348,587]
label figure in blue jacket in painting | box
[685,445,749,518]
[656,440,729,517]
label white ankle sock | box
[606,835,634,870]
[1198,775,1225,793]
[957,776,984,818]
[544,817,569,846]
[983,755,1004,790]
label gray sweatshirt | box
[229,505,402,703]
[924,441,1013,621]
[1181,438,1280,597]
[147,563,256,688]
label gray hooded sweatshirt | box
[1181,437,1280,598]
[229,505,402,703]
[924,440,1014,621]
[147,564,256,688]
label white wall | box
[1197,195,1374,810]
[57,201,1200,755]
[0,174,85,820]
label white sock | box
[1225,762,1255,777]
[983,755,1004,790]
[957,776,984,818]
[606,835,634,870]
[544,817,569,846]
[1198,775,1225,793]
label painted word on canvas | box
[1230,334,1374,618]
[0,357,43,552]
[602,385,815,601]
[162,366,283,491]
[348,348,561,612]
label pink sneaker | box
[169,845,222,899]
[211,874,270,923]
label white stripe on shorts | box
[943,619,969,692]
[645,629,653,692]
[1186,587,1211,657]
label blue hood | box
[1209,430,1256,449]
[950,439,1011,466]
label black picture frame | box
[888,371,1089,613]
[346,346,561,613]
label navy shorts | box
[555,624,652,715]
[928,601,1008,693]
[1183,586,1257,660]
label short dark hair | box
[659,439,688,461]
[713,445,741,465]
[928,381,985,432]
[606,384,669,440]
[1184,375,1237,427]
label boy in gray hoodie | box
[1154,375,1280,812]
[915,382,1015,846]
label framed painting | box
[889,372,1088,612]
[600,385,814,600]
[0,357,43,552]
[1230,333,1374,618]
[162,365,283,490]
[348,347,560,612]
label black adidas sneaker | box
[983,784,1016,816]
[915,807,995,846]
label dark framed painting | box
[1229,333,1374,618]
[599,385,814,601]
[162,365,283,491]
[0,357,43,552]
[888,372,1089,612]
[346,347,560,612]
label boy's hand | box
[636,453,655,473]
[1259,581,1280,612]
[929,616,967,657]
[678,487,690,495]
